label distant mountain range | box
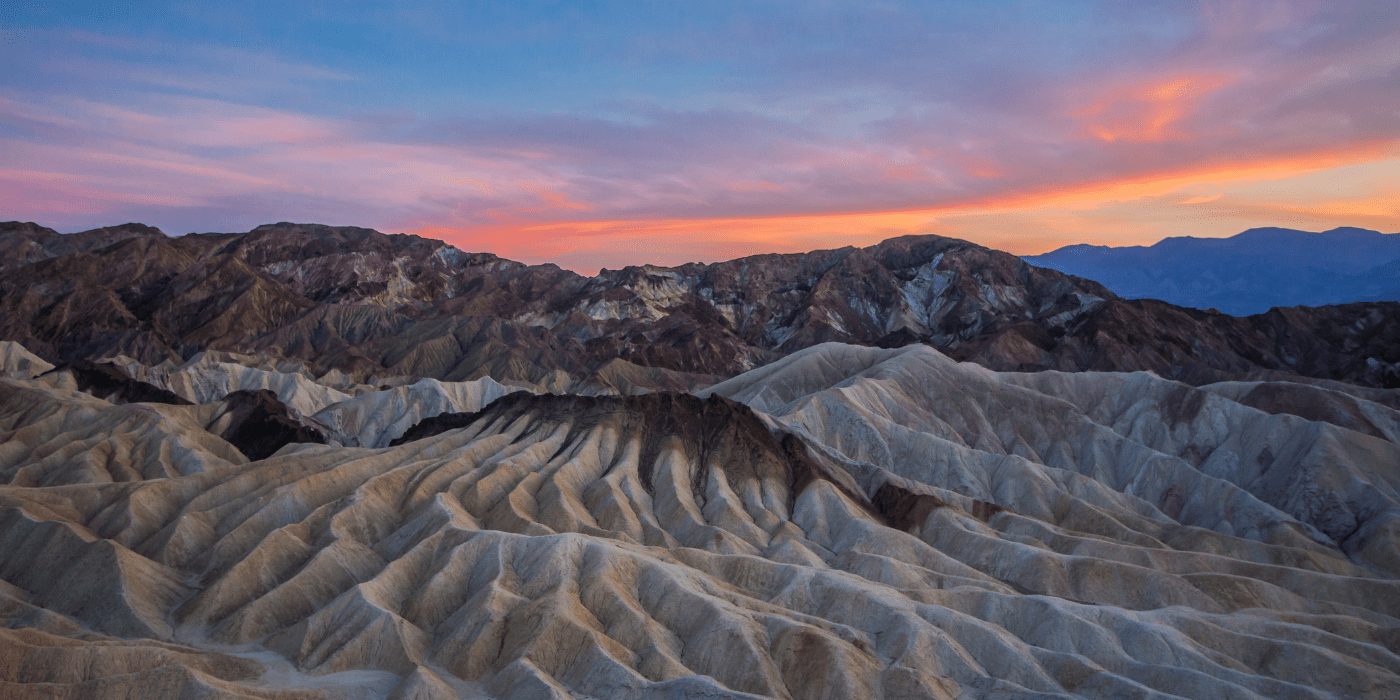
[2,220,1400,390]
[1024,227,1400,315]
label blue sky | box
[3,1,1397,271]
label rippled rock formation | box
[0,342,1396,698]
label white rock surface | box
[0,344,1397,699]
[705,343,1400,574]
[0,378,247,485]
[313,376,531,447]
[159,359,354,415]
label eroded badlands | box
[1,342,1398,699]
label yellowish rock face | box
[1,342,1399,699]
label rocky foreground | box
[1,341,1398,699]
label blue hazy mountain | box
[1023,227,1400,315]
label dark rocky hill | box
[0,221,166,271]
[3,221,1398,389]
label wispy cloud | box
[1,1,1396,271]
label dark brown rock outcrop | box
[4,220,1399,391]
[0,221,165,271]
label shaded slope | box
[43,360,193,405]
[204,389,329,461]
[954,296,1400,387]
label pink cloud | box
[4,3,1398,268]
[1074,75,1234,143]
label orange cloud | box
[411,142,1400,272]
[1179,194,1223,204]
[969,139,1400,211]
[969,163,1005,179]
[1077,74,1232,143]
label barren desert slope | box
[1,339,1399,699]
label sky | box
[2,1,1397,273]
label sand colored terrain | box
[102,352,536,449]
[125,355,359,416]
[0,342,1397,698]
[0,341,53,380]
[312,377,529,448]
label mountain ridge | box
[3,220,1399,390]
[1025,226,1400,315]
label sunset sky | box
[3,1,1397,273]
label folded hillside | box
[3,341,1395,698]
